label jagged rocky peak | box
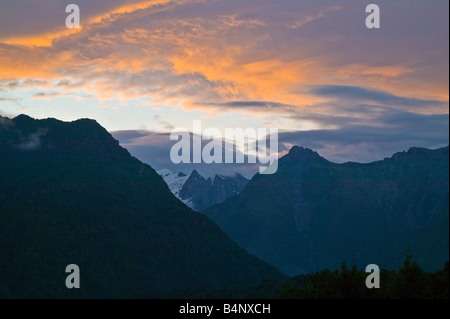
[189,169,206,180]
[287,146,322,160]
[160,169,250,211]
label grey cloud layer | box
[112,109,448,177]
[311,85,444,108]
[112,130,261,178]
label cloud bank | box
[0,0,448,169]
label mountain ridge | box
[0,114,283,298]
[205,144,449,276]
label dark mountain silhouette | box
[205,146,449,276]
[0,115,283,298]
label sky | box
[0,0,448,177]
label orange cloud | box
[0,0,447,119]
[0,46,79,79]
[0,0,175,48]
[87,0,173,24]
[1,28,82,48]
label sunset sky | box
[0,0,448,175]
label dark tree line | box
[280,256,449,299]
[165,256,448,299]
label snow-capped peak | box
[157,169,190,202]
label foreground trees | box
[280,256,449,299]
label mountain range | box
[0,115,283,298]
[158,169,249,211]
[1,114,447,296]
[204,146,449,276]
